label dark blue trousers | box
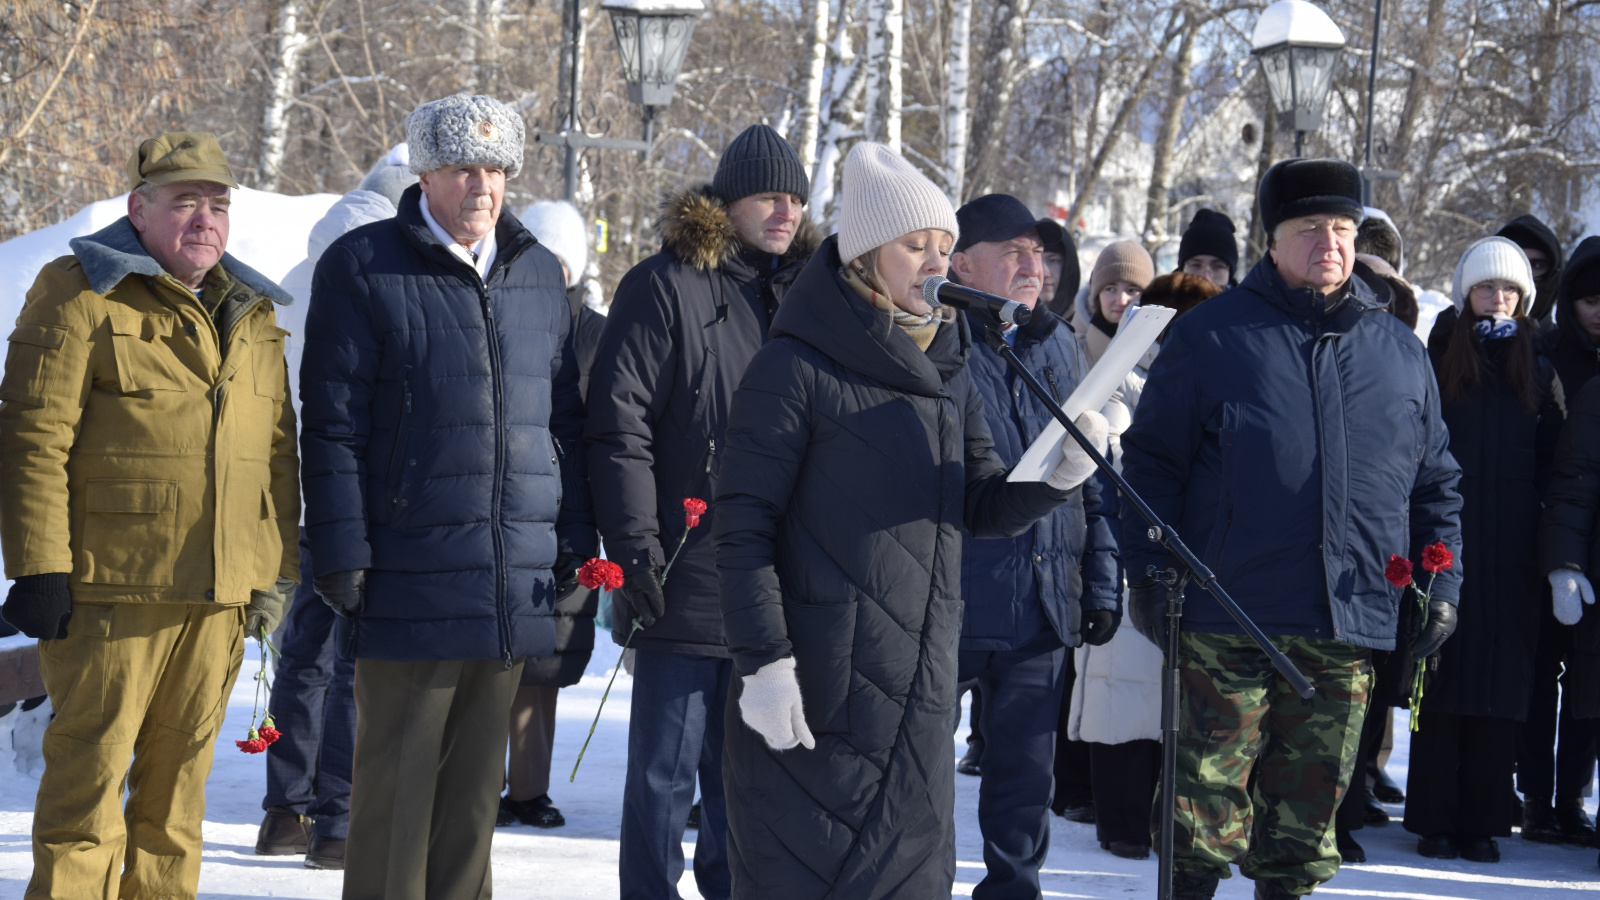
[263,534,357,839]
[620,648,731,900]
[958,635,1068,900]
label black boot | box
[1363,794,1390,825]
[687,801,701,830]
[1337,828,1367,863]
[509,794,566,828]
[1417,833,1458,859]
[957,740,982,776]
[305,833,346,870]
[1370,767,1405,803]
[1458,835,1501,863]
[1556,798,1598,846]
[1521,801,1564,844]
[256,807,309,855]
[1172,870,1220,900]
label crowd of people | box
[0,90,1598,900]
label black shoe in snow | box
[1172,870,1219,900]
[496,796,518,827]
[1521,802,1564,844]
[1099,840,1149,860]
[1417,834,1458,859]
[1459,835,1500,863]
[509,794,566,828]
[256,807,310,856]
[1337,829,1367,863]
[1363,794,1391,826]
[957,744,982,777]
[1370,768,1405,803]
[1056,802,1096,823]
[305,833,346,870]
[687,801,701,830]
[1556,798,1598,846]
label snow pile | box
[1251,0,1346,49]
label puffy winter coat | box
[1120,258,1464,648]
[1421,326,1561,720]
[1068,625,1163,743]
[299,185,595,663]
[524,288,609,688]
[0,219,300,604]
[586,186,819,657]
[960,307,1120,650]
[1538,375,1600,718]
[714,236,1071,900]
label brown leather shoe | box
[256,806,309,856]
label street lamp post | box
[535,0,703,202]
[1251,0,1346,158]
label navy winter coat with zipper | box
[586,186,819,657]
[714,236,1072,899]
[1120,257,1464,649]
[960,308,1121,650]
[299,184,595,663]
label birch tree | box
[941,0,972,201]
[255,0,311,191]
[795,0,832,172]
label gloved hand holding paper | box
[1007,304,1174,483]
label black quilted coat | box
[1539,375,1600,718]
[714,237,1070,899]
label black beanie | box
[1177,209,1238,276]
[1258,158,1364,237]
[712,125,809,205]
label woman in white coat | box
[1068,272,1221,858]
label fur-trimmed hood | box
[656,184,823,273]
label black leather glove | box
[619,566,666,627]
[313,569,367,616]
[1408,599,1457,660]
[1127,579,1169,649]
[1,573,72,640]
[1079,608,1119,646]
[553,552,583,592]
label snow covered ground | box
[2,637,1596,898]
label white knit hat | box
[1451,236,1535,313]
[520,200,588,287]
[837,142,959,263]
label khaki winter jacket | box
[0,218,300,605]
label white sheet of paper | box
[1006,304,1175,483]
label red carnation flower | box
[259,725,282,746]
[1421,542,1454,574]
[1384,554,1413,589]
[237,730,268,754]
[578,558,625,592]
[683,498,708,529]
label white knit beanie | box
[520,200,588,287]
[1451,236,1535,313]
[837,142,959,264]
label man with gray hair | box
[299,94,595,897]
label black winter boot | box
[1521,801,1564,844]
[1171,870,1220,900]
[256,807,309,855]
[1556,798,1598,846]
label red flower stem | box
[659,528,692,587]
[570,617,642,782]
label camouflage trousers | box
[1172,631,1372,896]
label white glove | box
[1047,410,1109,492]
[1549,570,1596,626]
[738,657,816,751]
[1101,398,1132,437]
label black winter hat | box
[1561,236,1600,304]
[1035,217,1082,309]
[954,193,1037,252]
[1177,208,1238,276]
[1258,158,1364,238]
[1498,213,1565,321]
[711,125,809,204]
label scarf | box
[841,266,952,353]
[1474,315,1518,341]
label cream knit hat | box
[1088,240,1156,306]
[1451,236,1535,313]
[838,142,959,264]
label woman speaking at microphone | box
[713,141,1107,899]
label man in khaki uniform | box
[0,132,300,899]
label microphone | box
[920,275,1032,326]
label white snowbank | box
[601,0,703,12]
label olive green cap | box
[126,132,239,192]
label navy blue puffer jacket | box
[300,185,595,663]
[1120,258,1463,649]
[960,308,1121,650]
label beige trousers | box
[28,601,245,900]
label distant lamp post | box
[1251,0,1346,158]
[603,0,702,145]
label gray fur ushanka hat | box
[406,94,525,178]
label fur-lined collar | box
[656,184,822,273]
[68,217,293,304]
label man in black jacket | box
[586,124,820,900]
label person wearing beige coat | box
[0,132,299,900]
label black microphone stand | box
[969,308,1314,900]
